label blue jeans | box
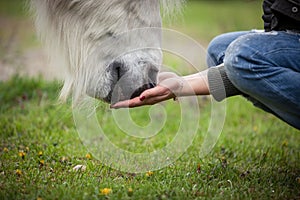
[206,30,300,130]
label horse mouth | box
[130,82,156,99]
[104,82,156,104]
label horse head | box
[30,0,184,104]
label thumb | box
[158,72,179,83]
[139,85,168,101]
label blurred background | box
[0,0,263,81]
[1,1,300,199]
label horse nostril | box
[148,82,156,88]
[148,65,159,74]
[148,65,159,86]
[111,61,126,81]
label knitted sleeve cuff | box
[207,63,241,101]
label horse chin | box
[103,82,156,105]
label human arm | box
[110,70,210,109]
[110,63,241,108]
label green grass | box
[1,0,300,199]
[164,0,263,43]
[0,77,299,200]
[0,0,27,17]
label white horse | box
[30,0,184,104]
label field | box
[0,1,299,199]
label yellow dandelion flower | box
[3,147,8,152]
[146,171,154,177]
[15,169,22,176]
[18,151,26,159]
[60,156,68,163]
[38,151,43,156]
[100,188,112,195]
[253,126,258,132]
[37,197,43,200]
[39,160,45,165]
[85,153,91,159]
[127,188,133,197]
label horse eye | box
[138,61,146,65]
[106,31,116,38]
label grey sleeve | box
[207,64,241,101]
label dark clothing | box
[263,0,300,31]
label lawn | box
[0,1,299,200]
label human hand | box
[110,72,184,109]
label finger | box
[111,86,167,108]
[112,93,171,109]
[112,84,175,109]
[141,93,174,105]
[110,100,130,109]
[139,85,169,100]
[111,97,144,109]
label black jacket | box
[263,0,300,31]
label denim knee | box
[206,31,250,68]
[222,31,300,129]
[207,35,226,67]
[223,36,256,95]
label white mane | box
[161,0,185,15]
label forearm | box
[111,64,242,109]
[179,70,210,96]
[178,64,242,100]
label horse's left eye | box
[106,31,116,38]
